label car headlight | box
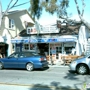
[71,61,77,64]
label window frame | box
[9,19,15,29]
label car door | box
[87,56,90,67]
[17,52,27,68]
[3,53,19,68]
[18,52,32,68]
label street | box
[0,66,90,90]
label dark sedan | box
[0,51,49,71]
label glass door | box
[56,47,61,59]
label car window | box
[32,53,39,55]
[26,52,39,56]
[19,53,26,58]
[9,53,19,58]
[24,52,32,57]
[20,52,39,57]
[17,52,39,58]
[19,52,31,57]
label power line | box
[13,1,30,8]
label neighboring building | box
[58,23,90,56]
[78,25,90,56]
[0,9,35,56]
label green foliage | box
[29,0,42,19]
[41,0,58,14]
[82,82,87,90]
[60,0,69,8]
[29,0,69,19]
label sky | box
[1,0,90,25]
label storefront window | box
[24,44,29,50]
[64,47,72,54]
[56,47,62,53]
[12,44,15,51]
[30,44,35,50]
[23,44,36,51]
[64,42,76,54]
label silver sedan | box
[69,55,90,75]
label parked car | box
[0,51,49,71]
[69,55,90,75]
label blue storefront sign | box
[47,39,57,42]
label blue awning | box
[11,40,23,43]
[11,37,77,43]
[11,39,38,43]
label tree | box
[29,0,90,30]
[74,0,90,29]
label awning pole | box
[62,43,64,54]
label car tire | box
[26,63,34,71]
[76,64,89,75]
[0,62,3,70]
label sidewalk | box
[47,59,70,68]
[48,64,69,67]
[0,84,81,90]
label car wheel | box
[0,62,3,70]
[76,64,89,75]
[26,63,34,71]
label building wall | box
[0,10,35,56]
[2,28,11,56]
[78,25,90,55]
[7,11,26,37]
[7,10,34,37]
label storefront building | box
[11,35,78,60]
[11,23,81,64]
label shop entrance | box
[56,46,62,59]
[37,43,48,55]
[50,43,62,59]
[0,42,8,58]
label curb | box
[48,64,69,67]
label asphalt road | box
[0,66,90,90]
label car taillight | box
[40,58,44,61]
